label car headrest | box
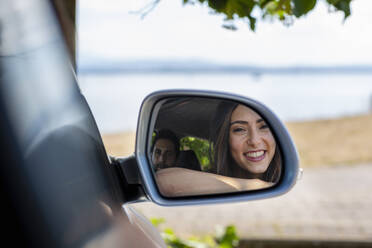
[176,150,202,171]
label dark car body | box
[0,1,167,247]
[0,0,299,247]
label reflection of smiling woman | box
[212,102,281,183]
[230,105,276,174]
[155,101,281,197]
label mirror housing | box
[135,90,299,206]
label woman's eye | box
[232,127,245,133]
[259,124,269,130]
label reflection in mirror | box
[149,97,282,197]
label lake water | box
[78,73,372,134]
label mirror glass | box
[148,97,282,197]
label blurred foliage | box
[180,136,212,171]
[152,131,157,145]
[151,217,166,227]
[214,225,239,248]
[184,0,353,30]
[150,217,239,248]
[141,0,353,31]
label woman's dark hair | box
[209,101,281,183]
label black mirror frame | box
[135,90,299,206]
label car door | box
[0,0,167,247]
[0,1,303,247]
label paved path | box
[132,164,372,241]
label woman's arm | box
[156,168,273,197]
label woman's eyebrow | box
[230,120,248,125]
[230,119,264,125]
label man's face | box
[151,138,177,170]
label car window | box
[78,0,372,244]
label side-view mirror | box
[135,90,299,206]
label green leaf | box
[327,0,352,19]
[226,0,256,18]
[259,0,273,8]
[264,1,278,13]
[205,0,257,30]
[248,16,256,31]
[208,0,228,12]
[293,0,316,17]
[261,0,292,23]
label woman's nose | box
[247,130,260,146]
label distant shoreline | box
[78,64,372,75]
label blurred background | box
[77,0,372,244]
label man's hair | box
[151,129,180,157]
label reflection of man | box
[151,129,179,171]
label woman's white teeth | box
[246,151,264,157]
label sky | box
[78,0,372,66]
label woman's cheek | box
[262,132,275,144]
[263,133,276,158]
[229,135,240,155]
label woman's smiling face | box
[229,105,276,175]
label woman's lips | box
[244,150,266,162]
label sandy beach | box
[102,114,372,167]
